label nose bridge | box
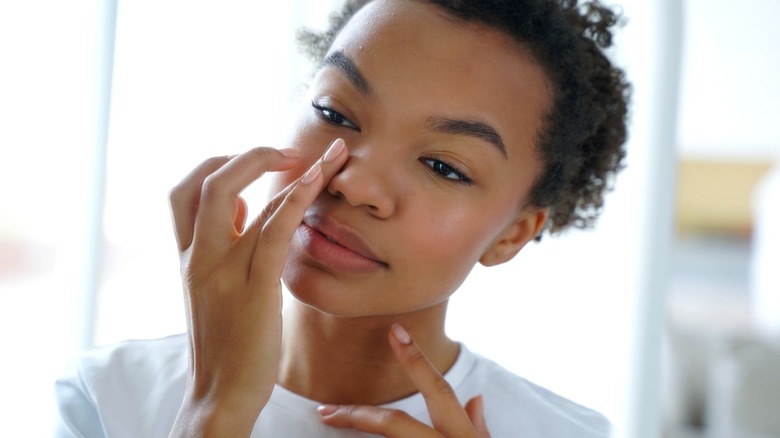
[326,143,398,217]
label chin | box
[281,264,368,318]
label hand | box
[317,324,491,438]
[168,139,348,437]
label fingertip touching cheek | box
[274,0,553,318]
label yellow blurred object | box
[676,159,774,235]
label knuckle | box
[252,209,275,234]
[185,258,239,296]
[168,191,190,226]
[344,405,360,424]
[169,187,193,213]
[202,155,229,168]
[406,347,427,366]
[432,374,456,397]
[248,146,277,160]
[256,187,309,242]
[169,178,194,205]
[262,196,284,220]
[283,185,307,205]
[170,156,226,201]
[168,185,183,207]
[259,222,285,245]
[199,174,226,202]
[382,409,409,425]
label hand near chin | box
[167,139,347,437]
[318,324,492,438]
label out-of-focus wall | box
[665,0,780,436]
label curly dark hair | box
[298,0,630,237]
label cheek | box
[428,200,505,254]
[396,213,498,293]
[412,193,523,272]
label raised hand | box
[317,324,491,438]
[168,139,348,437]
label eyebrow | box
[321,51,374,97]
[321,51,507,159]
[427,117,508,159]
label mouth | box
[296,214,388,273]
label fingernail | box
[322,138,345,162]
[301,164,321,184]
[391,324,412,345]
[317,405,338,416]
[278,147,301,158]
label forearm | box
[169,394,264,438]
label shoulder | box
[55,334,188,438]
[73,333,188,381]
[63,333,189,400]
[457,346,611,438]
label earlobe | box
[479,208,548,267]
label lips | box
[296,214,388,273]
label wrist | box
[169,390,266,437]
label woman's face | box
[271,0,552,317]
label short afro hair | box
[298,0,630,237]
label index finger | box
[388,324,478,437]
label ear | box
[479,207,549,267]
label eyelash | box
[311,101,360,131]
[311,101,473,185]
[421,157,473,185]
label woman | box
[55,0,629,436]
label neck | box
[278,299,459,405]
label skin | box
[168,0,552,436]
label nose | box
[326,150,396,219]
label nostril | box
[326,181,343,199]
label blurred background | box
[0,0,777,437]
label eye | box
[311,101,360,130]
[421,157,473,185]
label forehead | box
[324,0,553,160]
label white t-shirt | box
[54,334,609,437]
